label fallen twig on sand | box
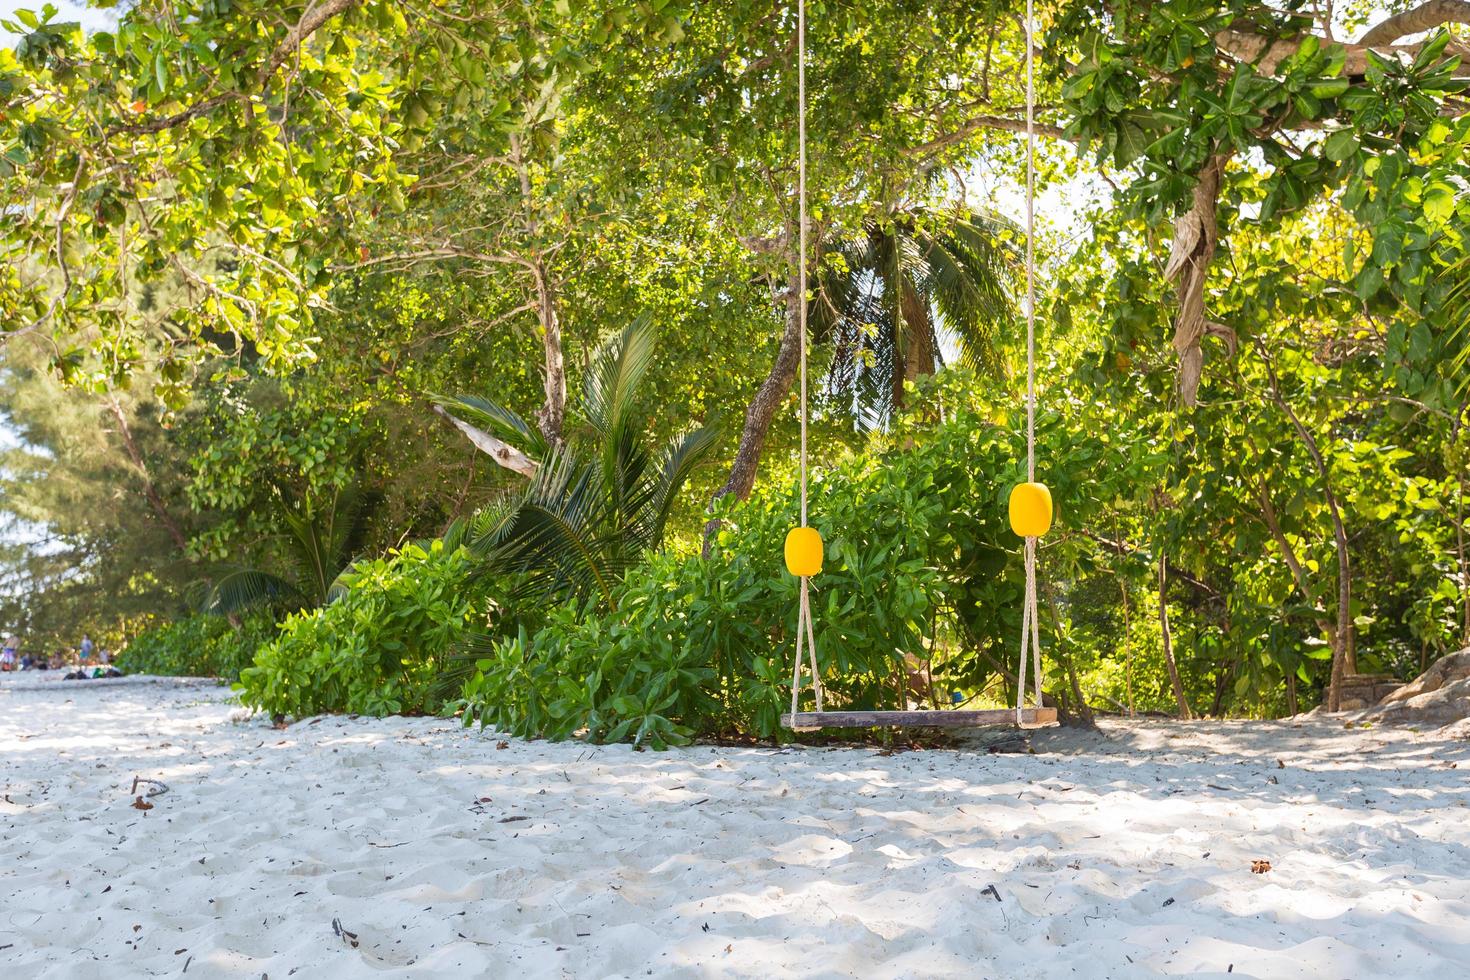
[129,776,169,798]
[331,917,360,948]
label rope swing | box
[786,0,823,721]
[782,0,1054,730]
[1010,0,1053,725]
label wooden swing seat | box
[781,707,1057,731]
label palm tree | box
[435,316,719,609]
[812,206,1018,424]
[202,484,365,615]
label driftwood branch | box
[432,406,538,478]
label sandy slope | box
[3,675,1469,979]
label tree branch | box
[1359,0,1470,46]
[1213,27,1464,76]
[115,0,362,136]
[105,396,190,553]
[333,246,536,274]
[908,114,1068,158]
[432,406,538,478]
[1077,528,1222,600]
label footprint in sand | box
[769,833,855,868]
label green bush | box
[456,369,1141,745]
[237,539,477,718]
[458,599,716,749]
[459,435,946,745]
[116,612,276,680]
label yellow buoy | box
[1008,482,1053,537]
[784,526,823,577]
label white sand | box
[3,674,1470,979]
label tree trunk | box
[1210,660,1231,717]
[510,133,566,449]
[1459,473,1469,646]
[896,282,936,412]
[531,259,566,446]
[1254,480,1337,640]
[1262,355,1355,709]
[1158,551,1194,719]
[1118,571,1135,718]
[707,277,804,521]
[1164,154,1236,406]
[1063,651,1096,728]
[105,396,189,553]
[1040,579,1096,728]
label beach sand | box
[3,674,1469,978]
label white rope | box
[1025,0,1036,487]
[789,0,823,719]
[791,579,824,716]
[798,0,808,530]
[1017,0,1042,725]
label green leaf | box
[1423,181,1456,223]
[1322,129,1359,162]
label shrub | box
[458,600,717,749]
[237,539,476,718]
[456,369,1136,745]
[459,441,945,745]
[116,612,275,680]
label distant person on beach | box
[79,634,94,665]
[1,635,16,672]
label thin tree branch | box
[1359,0,1470,45]
[908,115,1068,158]
[113,0,362,136]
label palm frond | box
[584,316,659,531]
[583,314,656,440]
[473,449,620,607]
[637,422,721,548]
[816,206,1019,422]
[449,313,713,612]
[1447,252,1470,386]
[278,485,360,607]
[203,569,303,615]
[924,235,1010,377]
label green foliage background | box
[2,1,1468,735]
